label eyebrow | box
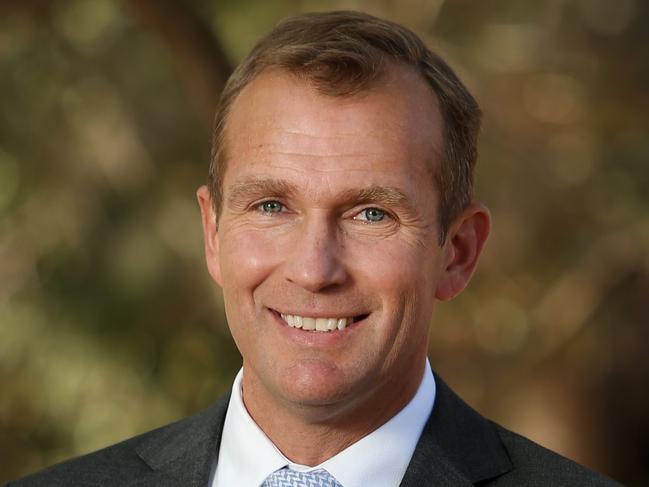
[226,178,417,214]
[227,179,298,208]
[343,185,411,208]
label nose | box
[283,214,348,293]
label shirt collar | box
[213,360,436,487]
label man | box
[8,10,619,487]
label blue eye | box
[259,201,283,213]
[356,207,386,223]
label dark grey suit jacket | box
[6,374,621,486]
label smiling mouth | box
[272,310,369,333]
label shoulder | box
[488,423,622,487]
[5,433,150,487]
[411,373,623,486]
[4,395,230,487]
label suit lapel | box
[134,394,230,486]
[129,373,512,486]
[400,373,513,486]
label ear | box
[197,185,223,287]
[435,203,491,301]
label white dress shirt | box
[211,359,436,487]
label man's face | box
[202,66,456,417]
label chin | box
[275,360,359,408]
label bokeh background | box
[1,0,648,484]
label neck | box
[241,359,426,466]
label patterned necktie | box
[261,467,343,487]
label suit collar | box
[400,372,513,486]
[135,394,230,486]
[133,373,512,486]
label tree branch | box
[121,0,232,127]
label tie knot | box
[262,467,343,487]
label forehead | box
[222,65,443,196]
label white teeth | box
[279,313,355,332]
[302,317,316,330]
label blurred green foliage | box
[1,0,648,484]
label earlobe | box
[196,185,223,286]
[435,203,491,301]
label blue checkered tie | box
[261,467,343,487]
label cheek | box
[218,228,284,351]
[350,237,435,294]
[219,227,283,293]
[350,238,438,342]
